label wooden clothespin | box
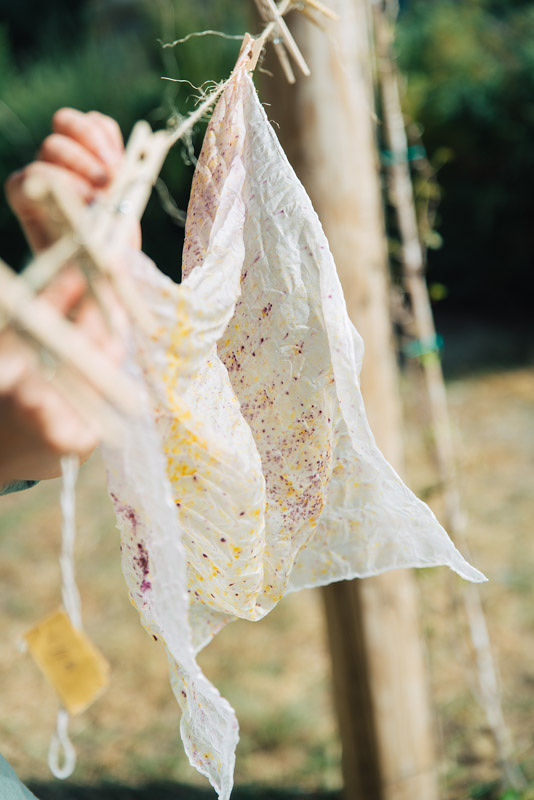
[252,0,338,84]
[298,0,339,21]
[253,0,309,84]
[239,33,264,74]
[21,173,157,337]
[102,121,171,242]
[294,0,338,31]
[18,114,180,340]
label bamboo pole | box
[372,4,524,790]
[261,2,438,798]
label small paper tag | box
[24,609,110,715]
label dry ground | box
[0,365,533,799]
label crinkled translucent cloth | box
[103,52,485,800]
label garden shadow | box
[27,782,342,800]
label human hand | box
[0,110,132,485]
[0,260,129,485]
[5,107,141,252]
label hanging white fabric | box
[103,47,485,800]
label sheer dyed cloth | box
[105,50,484,800]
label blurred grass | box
[26,783,340,800]
[0,457,341,793]
[0,358,533,798]
[402,363,534,799]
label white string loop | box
[48,709,76,779]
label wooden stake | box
[261,2,439,798]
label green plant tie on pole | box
[402,333,443,363]
[380,145,426,166]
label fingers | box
[5,107,133,255]
[87,111,124,157]
[14,374,99,461]
[0,330,35,393]
[52,108,123,172]
[5,161,96,252]
[0,356,99,483]
[41,265,126,364]
[70,295,124,363]
[5,161,96,213]
[38,133,109,187]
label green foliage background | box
[397,0,534,315]
[0,0,247,278]
[0,0,532,316]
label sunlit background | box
[0,1,533,799]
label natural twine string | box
[59,455,81,630]
[159,30,244,50]
[48,454,80,780]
